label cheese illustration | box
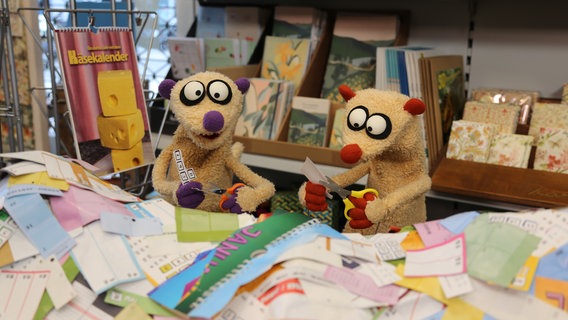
[97,109,145,149]
[97,69,138,116]
[111,140,144,172]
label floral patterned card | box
[562,83,568,105]
[462,101,520,134]
[487,133,534,168]
[446,120,497,163]
[528,103,568,141]
[261,36,311,94]
[328,108,346,150]
[533,127,568,174]
[236,78,283,140]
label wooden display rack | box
[431,157,568,209]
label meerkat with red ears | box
[301,85,431,234]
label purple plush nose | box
[203,110,224,132]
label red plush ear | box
[338,84,356,102]
[404,98,426,115]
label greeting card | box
[462,101,520,134]
[486,133,534,168]
[446,120,496,163]
[528,103,568,141]
[533,127,568,174]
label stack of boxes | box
[96,69,145,172]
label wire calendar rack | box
[1,0,162,197]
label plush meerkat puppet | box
[152,71,275,214]
[300,85,431,234]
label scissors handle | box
[351,188,379,199]
[219,183,245,210]
[342,188,379,220]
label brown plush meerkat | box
[300,85,431,234]
[152,71,275,214]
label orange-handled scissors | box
[219,182,245,211]
[319,177,378,220]
[194,182,246,211]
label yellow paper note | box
[509,255,540,291]
[400,230,425,251]
[8,172,69,191]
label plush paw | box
[304,181,328,211]
[364,198,388,223]
[176,181,205,208]
[347,192,378,229]
[221,184,245,214]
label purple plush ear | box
[158,79,176,100]
[234,78,250,94]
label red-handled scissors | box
[319,177,378,220]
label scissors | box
[197,182,245,211]
[319,177,378,221]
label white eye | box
[347,106,368,131]
[207,80,232,105]
[366,114,392,139]
[180,81,205,106]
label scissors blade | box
[319,177,351,199]
[195,182,226,195]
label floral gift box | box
[486,133,534,168]
[446,120,497,163]
[462,101,520,134]
[528,103,568,141]
[533,127,568,174]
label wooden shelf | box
[233,136,352,168]
[431,158,568,208]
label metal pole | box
[0,20,12,153]
[110,0,116,26]
[1,0,24,151]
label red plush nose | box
[340,144,362,164]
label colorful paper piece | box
[70,221,144,294]
[0,270,51,320]
[175,208,256,243]
[4,193,75,259]
[464,214,541,287]
[404,233,466,277]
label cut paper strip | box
[4,193,75,259]
[404,233,466,277]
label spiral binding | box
[268,218,319,249]
[189,218,321,311]
[57,27,131,33]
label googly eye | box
[180,81,205,106]
[366,113,392,139]
[347,106,368,131]
[207,80,232,105]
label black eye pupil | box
[196,90,202,95]
[214,93,220,98]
